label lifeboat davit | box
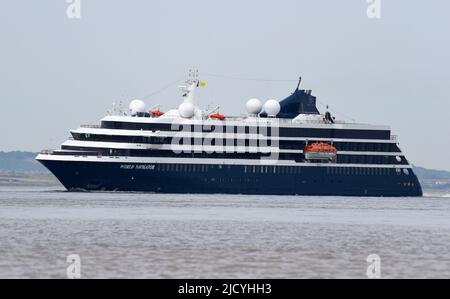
[304,142,337,161]
[210,113,226,121]
[151,110,165,117]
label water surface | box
[0,178,449,278]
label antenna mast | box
[296,77,302,91]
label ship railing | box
[80,124,101,128]
[391,135,398,141]
[40,149,54,155]
[293,119,348,124]
[223,116,349,125]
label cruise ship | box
[36,74,422,196]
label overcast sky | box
[0,0,449,170]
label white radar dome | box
[263,99,281,117]
[129,99,146,114]
[246,98,263,115]
[178,102,195,118]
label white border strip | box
[36,154,412,169]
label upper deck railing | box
[84,115,387,131]
[211,115,350,124]
[40,149,54,155]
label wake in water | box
[424,193,450,198]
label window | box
[360,155,366,164]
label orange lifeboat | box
[304,142,337,161]
[151,110,165,117]
[210,113,226,121]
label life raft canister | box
[151,110,165,117]
[209,113,226,121]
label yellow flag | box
[200,81,207,87]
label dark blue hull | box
[38,160,423,197]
